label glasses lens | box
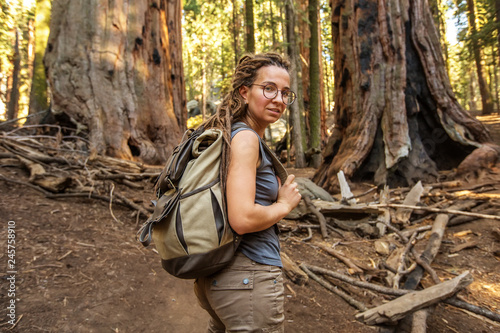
[283,91,296,105]
[262,84,278,99]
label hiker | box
[194,52,302,332]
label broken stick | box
[299,264,367,311]
[303,195,328,239]
[355,271,473,325]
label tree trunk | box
[28,0,51,119]
[466,0,494,115]
[245,0,255,53]
[285,0,306,168]
[314,0,491,192]
[43,0,184,165]
[7,28,20,122]
[308,0,321,168]
[496,0,500,68]
[297,0,310,152]
[232,0,241,67]
[167,0,187,132]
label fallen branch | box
[281,252,308,286]
[299,263,368,311]
[303,195,328,239]
[403,212,449,290]
[376,203,500,221]
[317,243,363,274]
[0,174,149,216]
[355,271,473,325]
[393,232,418,289]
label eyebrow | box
[260,81,291,90]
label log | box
[411,308,430,333]
[313,200,383,215]
[281,252,308,286]
[355,271,473,325]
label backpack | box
[138,124,287,279]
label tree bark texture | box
[313,0,492,192]
[44,0,184,165]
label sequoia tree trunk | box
[44,0,185,165]
[313,0,491,192]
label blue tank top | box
[231,122,282,267]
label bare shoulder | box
[231,129,260,152]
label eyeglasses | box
[250,83,297,105]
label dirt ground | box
[0,114,499,333]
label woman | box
[194,52,302,332]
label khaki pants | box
[194,252,285,333]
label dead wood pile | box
[0,126,162,224]
[281,170,500,332]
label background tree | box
[448,0,499,113]
[245,0,255,53]
[6,28,20,121]
[313,0,491,192]
[1,0,36,123]
[465,0,494,114]
[28,0,50,120]
[43,0,185,165]
[285,0,306,167]
[308,0,321,167]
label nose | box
[272,91,286,105]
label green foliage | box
[182,0,287,114]
[446,0,500,110]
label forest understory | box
[0,114,499,332]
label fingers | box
[284,174,296,186]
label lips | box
[267,107,282,114]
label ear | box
[239,86,249,101]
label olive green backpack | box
[138,125,287,279]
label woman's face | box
[239,65,291,131]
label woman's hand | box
[277,174,301,213]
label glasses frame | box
[250,83,296,105]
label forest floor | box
[0,113,499,333]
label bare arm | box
[226,130,301,235]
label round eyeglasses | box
[250,83,297,105]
